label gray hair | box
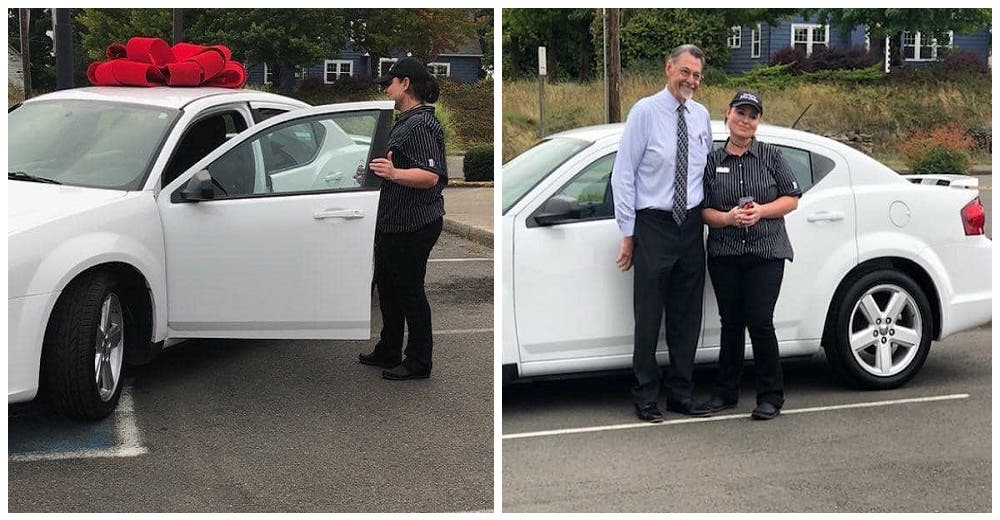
[669,44,706,67]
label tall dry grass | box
[9,83,25,107]
[503,74,992,163]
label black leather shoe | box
[665,399,711,416]
[358,351,401,368]
[635,403,664,423]
[382,365,431,380]
[703,395,738,413]
[751,402,780,420]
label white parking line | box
[9,388,148,462]
[502,393,970,441]
[435,328,494,335]
[428,257,493,263]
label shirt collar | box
[724,137,761,158]
[657,87,687,113]
[395,104,434,123]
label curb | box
[448,180,494,188]
[443,217,493,248]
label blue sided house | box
[723,14,991,74]
[246,39,485,89]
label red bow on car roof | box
[87,37,247,88]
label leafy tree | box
[345,9,482,78]
[8,8,55,91]
[77,8,172,61]
[502,8,595,82]
[188,9,348,88]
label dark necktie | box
[673,104,688,225]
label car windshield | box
[502,137,591,214]
[8,100,179,190]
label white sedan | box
[501,123,991,390]
[9,86,394,419]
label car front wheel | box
[43,272,127,420]
[825,269,933,389]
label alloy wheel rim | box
[848,283,922,377]
[94,293,124,401]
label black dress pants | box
[373,217,442,372]
[707,254,785,407]
[631,209,705,405]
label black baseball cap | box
[729,90,763,115]
[376,57,430,86]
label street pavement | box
[9,233,494,513]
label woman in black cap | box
[700,90,801,419]
[358,57,447,380]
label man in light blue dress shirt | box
[611,44,713,422]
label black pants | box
[631,209,705,405]
[373,218,442,372]
[707,254,785,407]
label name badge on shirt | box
[716,166,730,174]
[429,158,436,167]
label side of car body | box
[501,123,991,389]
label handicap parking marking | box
[502,393,970,441]
[8,386,148,462]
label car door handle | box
[324,172,342,183]
[807,211,845,222]
[314,209,365,219]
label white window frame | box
[262,63,273,85]
[378,58,398,78]
[324,59,353,83]
[751,24,762,58]
[791,23,829,56]
[426,62,451,78]
[903,30,954,62]
[728,26,742,49]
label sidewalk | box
[443,155,494,247]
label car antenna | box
[791,104,812,129]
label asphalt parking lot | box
[8,232,494,513]
[501,323,991,513]
[502,179,992,513]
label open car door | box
[157,101,393,339]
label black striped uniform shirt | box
[702,138,802,260]
[376,105,448,233]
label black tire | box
[42,271,130,420]
[824,269,933,389]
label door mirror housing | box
[173,170,216,203]
[532,195,582,227]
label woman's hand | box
[736,202,762,227]
[369,150,396,181]
[727,206,743,227]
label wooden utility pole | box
[54,8,73,90]
[606,8,622,124]
[19,8,32,97]
[172,9,184,45]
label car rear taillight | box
[961,197,986,236]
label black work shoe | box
[665,399,711,416]
[382,365,431,380]
[635,403,664,423]
[751,402,781,420]
[703,395,738,413]
[358,351,401,368]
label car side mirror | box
[532,195,581,227]
[173,170,216,203]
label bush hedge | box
[911,146,972,174]
[462,144,494,182]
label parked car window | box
[545,153,617,222]
[251,107,289,123]
[713,140,826,193]
[203,110,380,198]
[164,111,249,187]
[8,100,179,190]
[503,137,592,214]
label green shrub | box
[462,144,494,182]
[910,146,971,174]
